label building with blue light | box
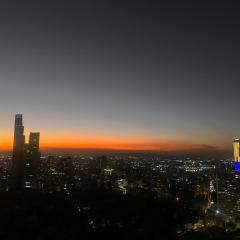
[234,139,240,172]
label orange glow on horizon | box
[0,131,221,152]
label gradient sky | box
[0,0,239,151]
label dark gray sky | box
[0,0,239,150]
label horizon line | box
[0,146,231,153]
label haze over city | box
[0,1,239,152]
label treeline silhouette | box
[0,189,237,240]
[0,189,178,240]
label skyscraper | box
[12,115,41,189]
[24,132,41,188]
[12,114,25,189]
[233,139,240,171]
[234,139,240,161]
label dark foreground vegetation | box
[0,190,178,240]
[0,190,239,240]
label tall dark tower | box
[24,132,40,188]
[12,114,25,189]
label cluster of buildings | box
[11,114,40,189]
[8,114,240,232]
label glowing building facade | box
[233,139,240,171]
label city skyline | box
[0,2,240,239]
[0,1,240,152]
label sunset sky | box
[0,1,239,151]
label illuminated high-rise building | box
[234,139,240,171]
[12,114,25,189]
[234,139,240,161]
